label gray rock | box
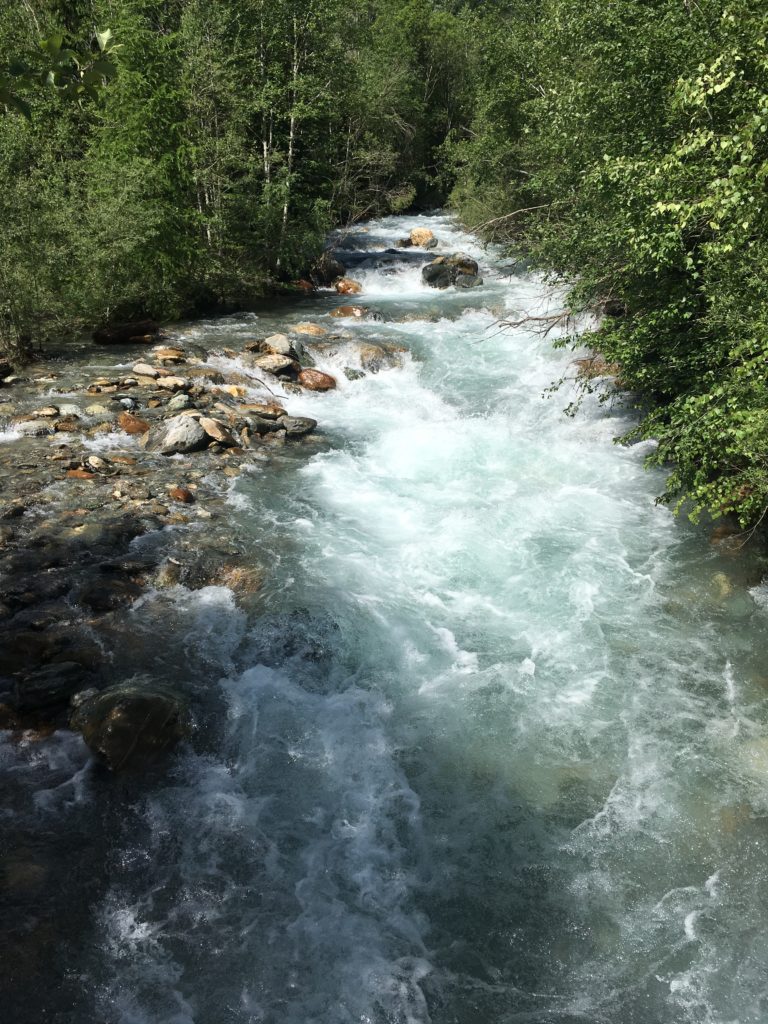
[167,393,193,413]
[152,415,208,455]
[455,273,484,289]
[262,333,293,356]
[279,415,317,438]
[14,420,53,437]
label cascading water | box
[3,213,768,1024]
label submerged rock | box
[70,680,191,771]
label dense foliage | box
[4,0,768,522]
[0,0,472,358]
[448,0,768,525]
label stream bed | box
[3,213,768,1024]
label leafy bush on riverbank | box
[449,0,768,525]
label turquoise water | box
[6,214,768,1023]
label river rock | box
[246,353,299,375]
[168,486,195,504]
[70,681,191,771]
[167,393,193,413]
[279,415,317,438]
[118,411,150,435]
[156,375,188,391]
[199,417,236,446]
[329,305,367,319]
[132,362,159,378]
[242,401,285,420]
[14,420,53,437]
[455,272,484,289]
[152,346,186,363]
[31,405,59,418]
[298,369,337,392]
[262,333,293,356]
[335,277,363,295]
[151,415,208,455]
[410,227,434,247]
[422,253,481,289]
[293,322,328,336]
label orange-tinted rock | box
[152,347,185,363]
[66,469,96,480]
[298,368,337,392]
[329,305,367,319]
[169,486,195,504]
[118,411,150,435]
[410,227,434,246]
[293,322,328,336]
[335,277,363,295]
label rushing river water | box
[4,213,768,1024]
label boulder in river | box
[70,680,191,771]
[149,415,208,455]
[245,352,299,376]
[298,368,337,392]
[422,253,482,290]
[262,333,294,356]
[410,227,435,247]
[335,277,363,295]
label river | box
[3,213,768,1023]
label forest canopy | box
[2,0,768,523]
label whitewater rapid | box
[6,213,768,1024]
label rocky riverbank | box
[0,224,469,770]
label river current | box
[4,213,768,1023]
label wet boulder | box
[298,368,337,392]
[70,680,191,771]
[261,333,294,356]
[335,277,363,295]
[422,253,482,290]
[410,227,434,247]
[244,352,300,376]
[421,263,453,289]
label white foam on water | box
[4,213,767,1024]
